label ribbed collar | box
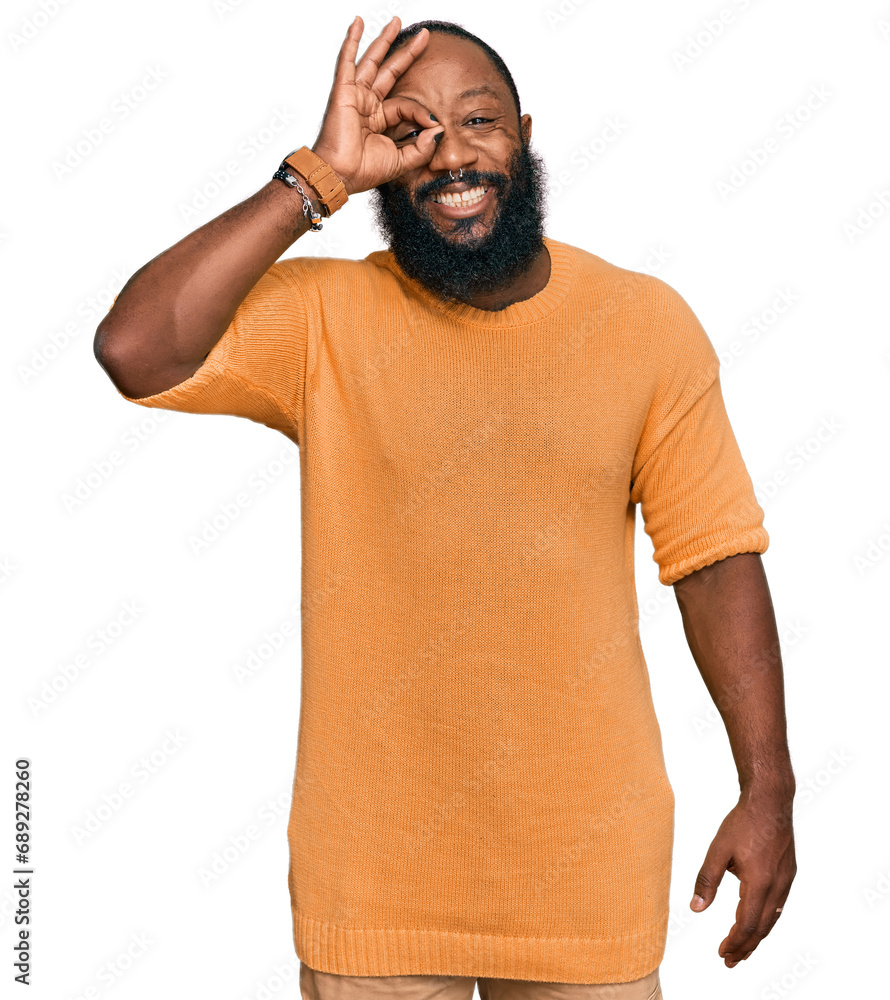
[368,235,576,329]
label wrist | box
[281,146,348,216]
[278,167,325,217]
[738,768,796,799]
[309,145,353,198]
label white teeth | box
[432,186,487,206]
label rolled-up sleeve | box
[111,261,309,447]
[629,283,769,586]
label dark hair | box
[382,20,522,126]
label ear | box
[520,113,532,145]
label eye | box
[395,117,495,142]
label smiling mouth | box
[429,185,489,207]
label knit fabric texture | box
[114,236,769,984]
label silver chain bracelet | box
[272,165,324,231]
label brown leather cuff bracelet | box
[282,146,348,217]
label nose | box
[427,125,478,180]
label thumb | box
[396,125,445,174]
[691,845,730,912]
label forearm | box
[93,172,323,399]
[673,552,795,795]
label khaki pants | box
[299,962,663,1000]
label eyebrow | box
[394,84,505,108]
[457,85,502,101]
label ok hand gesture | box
[312,16,445,195]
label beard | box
[369,138,549,307]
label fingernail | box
[429,113,438,122]
[690,894,705,910]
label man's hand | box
[673,553,797,967]
[690,781,796,967]
[312,15,445,195]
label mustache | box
[415,170,509,201]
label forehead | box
[386,33,510,109]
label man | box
[94,15,796,1000]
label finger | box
[379,96,439,132]
[396,123,446,174]
[736,881,792,962]
[690,845,731,910]
[354,15,404,88]
[719,878,772,966]
[368,27,431,102]
[333,15,364,88]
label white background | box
[3,0,889,997]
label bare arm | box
[93,14,445,400]
[672,552,797,968]
[674,552,794,790]
[93,179,320,399]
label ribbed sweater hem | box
[292,907,668,984]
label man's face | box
[370,33,549,306]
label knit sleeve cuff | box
[657,526,770,586]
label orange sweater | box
[114,236,768,984]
